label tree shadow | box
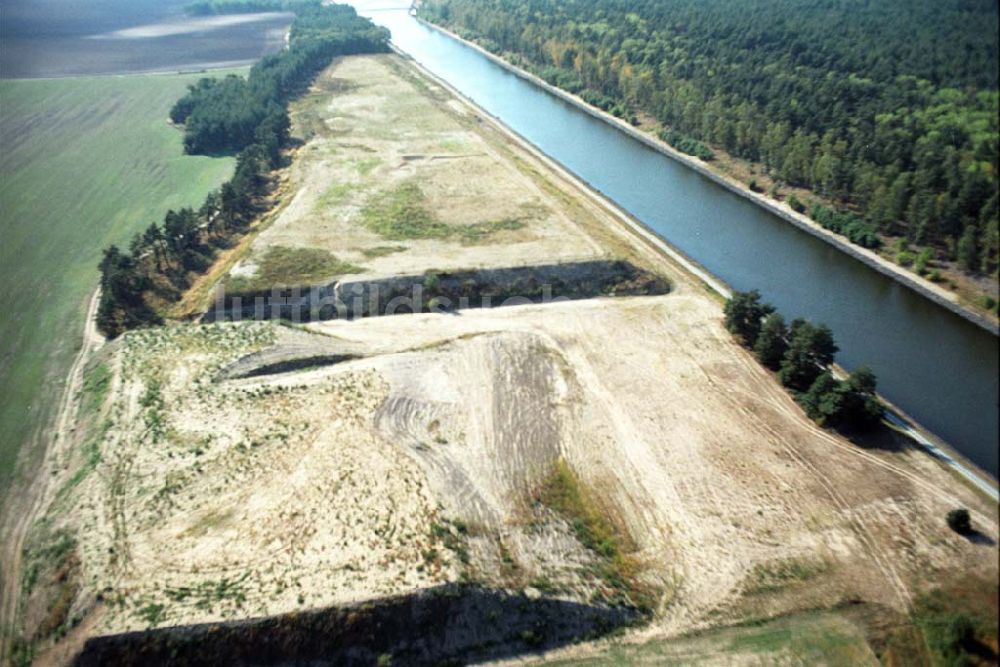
[846,423,912,454]
[73,583,644,666]
[963,530,996,546]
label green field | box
[544,611,878,666]
[0,72,240,500]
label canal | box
[358,3,999,478]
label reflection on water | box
[1,0,291,78]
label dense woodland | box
[97,3,389,337]
[420,0,1000,285]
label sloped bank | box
[203,258,670,323]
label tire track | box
[0,289,104,658]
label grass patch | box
[360,245,407,258]
[541,610,876,665]
[535,460,652,611]
[911,587,997,667]
[163,572,250,611]
[430,519,470,566]
[362,182,451,240]
[744,557,828,595]
[315,182,353,210]
[0,72,241,496]
[79,361,112,418]
[361,181,526,243]
[456,217,526,245]
[227,246,363,292]
[137,603,167,627]
[22,526,76,596]
[353,157,381,175]
[55,433,105,502]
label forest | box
[419,0,1000,287]
[96,3,389,337]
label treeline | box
[171,3,389,155]
[724,290,883,433]
[184,0,319,16]
[97,3,389,338]
[419,0,999,278]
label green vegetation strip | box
[227,246,363,292]
[361,181,526,244]
[536,461,653,612]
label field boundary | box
[0,290,105,661]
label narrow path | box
[0,288,104,659]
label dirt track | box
[0,289,104,660]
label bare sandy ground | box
[226,54,606,290]
[26,293,996,640]
[15,53,998,661]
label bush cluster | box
[659,129,714,161]
[809,203,881,249]
[724,290,883,433]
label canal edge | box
[413,17,999,338]
[389,39,1000,501]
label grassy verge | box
[881,582,999,666]
[541,609,877,666]
[743,557,829,595]
[0,72,241,495]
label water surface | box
[355,4,1000,478]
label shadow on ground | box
[203,259,671,323]
[73,583,643,666]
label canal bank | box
[392,45,999,501]
[416,18,999,338]
[358,5,999,480]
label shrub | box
[915,248,933,275]
[946,508,972,535]
[976,295,997,311]
[809,204,881,248]
[659,129,715,161]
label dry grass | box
[226,245,362,292]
